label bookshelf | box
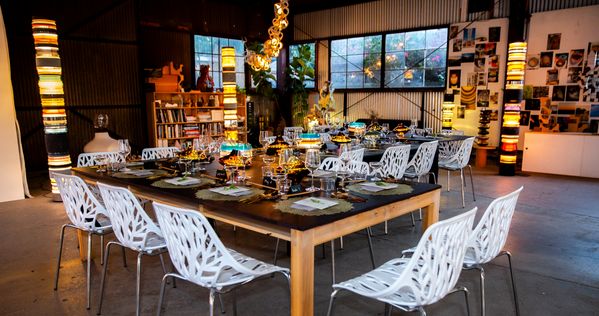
[146,91,247,147]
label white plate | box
[293,198,338,211]
[359,182,398,192]
[164,177,201,186]
[209,186,252,196]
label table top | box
[73,158,441,232]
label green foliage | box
[246,42,277,100]
[287,44,315,124]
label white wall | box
[0,8,25,201]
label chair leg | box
[366,228,376,269]
[339,236,344,250]
[156,274,169,316]
[100,235,104,265]
[97,241,117,315]
[122,247,127,268]
[232,289,238,316]
[218,293,226,314]
[460,168,465,208]
[500,251,520,316]
[476,266,486,316]
[326,289,340,316]
[419,306,427,316]
[136,252,143,316]
[86,233,93,309]
[330,240,336,284]
[410,212,416,226]
[209,289,216,316]
[467,165,476,201]
[449,287,471,316]
[54,224,68,291]
[384,220,388,234]
[384,303,392,316]
[447,170,451,191]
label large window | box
[329,27,447,89]
[289,43,316,89]
[194,35,245,89]
[250,57,278,88]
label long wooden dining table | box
[72,158,441,316]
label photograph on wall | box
[558,103,576,115]
[477,89,490,107]
[567,67,582,84]
[475,44,485,57]
[453,39,463,52]
[488,68,499,83]
[583,75,599,102]
[533,86,550,98]
[489,27,501,42]
[466,72,477,86]
[589,120,599,133]
[461,53,474,63]
[525,98,541,111]
[490,92,499,106]
[520,111,531,126]
[448,56,462,67]
[552,85,566,101]
[488,55,499,68]
[450,25,459,39]
[554,53,568,68]
[556,117,569,132]
[588,42,599,67]
[448,69,461,89]
[457,106,466,119]
[540,51,554,67]
[484,43,496,56]
[461,86,476,110]
[547,33,561,50]
[463,28,476,48]
[477,72,486,86]
[590,104,599,117]
[474,58,486,72]
[529,114,540,130]
[566,85,580,101]
[527,54,540,70]
[546,69,559,85]
[490,110,499,121]
[569,49,584,66]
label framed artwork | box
[546,69,559,85]
[450,25,459,39]
[566,86,580,102]
[558,103,576,115]
[489,27,501,42]
[527,54,540,70]
[448,56,462,67]
[461,53,475,63]
[554,53,568,68]
[490,110,499,121]
[520,111,531,126]
[567,67,582,84]
[533,86,550,98]
[453,39,462,52]
[477,72,486,86]
[525,99,541,111]
[475,44,485,57]
[484,43,496,56]
[540,51,554,67]
[552,85,566,102]
[591,104,599,117]
[463,28,476,48]
[569,49,584,66]
[490,92,499,106]
[488,68,499,83]
[529,114,540,130]
[477,89,490,107]
[474,58,486,72]
[547,33,561,50]
[488,55,499,68]
[448,69,461,89]
[457,106,466,119]
[461,86,476,110]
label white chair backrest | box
[346,160,370,174]
[319,157,342,171]
[340,148,365,162]
[97,183,162,251]
[407,141,438,177]
[266,136,277,144]
[141,147,179,161]
[320,133,332,143]
[386,208,476,306]
[376,145,410,179]
[284,126,303,133]
[54,173,106,231]
[77,152,124,167]
[467,187,523,264]
[153,202,265,287]
[439,137,474,168]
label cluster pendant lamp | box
[32,19,71,198]
[222,47,238,141]
[500,42,527,176]
[245,0,289,71]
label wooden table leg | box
[291,229,315,316]
[77,230,88,261]
[422,189,440,231]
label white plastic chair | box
[373,145,410,179]
[141,146,179,161]
[53,173,119,310]
[439,137,476,207]
[77,152,124,167]
[346,160,370,175]
[319,157,343,171]
[327,208,477,316]
[463,187,524,316]
[340,148,365,162]
[153,202,290,316]
[404,141,439,183]
[96,183,171,316]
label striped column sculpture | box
[32,19,71,199]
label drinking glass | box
[118,139,131,171]
[178,158,191,179]
[339,143,352,169]
[259,131,271,152]
[304,149,321,192]
[95,156,108,173]
[240,150,252,180]
[369,161,383,181]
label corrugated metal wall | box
[139,28,192,88]
[529,0,599,13]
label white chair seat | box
[214,248,289,288]
[438,161,463,170]
[91,214,113,234]
[142,233,167,253]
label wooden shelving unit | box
[146,91,247,147]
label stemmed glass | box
[118,139,131,171]
[95,156,108,173]
[304,149,321,192]
[369,161,383,181]
[339,143,352,169]
[178,157,191,179]
[240,150,252,181]
[259,131,270,153]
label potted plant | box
[287,44,315,126]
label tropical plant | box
[246,42,277,100]
[287,44,315,125]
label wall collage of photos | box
[446,19,509,148]
[523,6,599,138]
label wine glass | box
[118,139,131,171]
[95,156,108,173]
[259,131,270,153]
[240,150,252,181]
[304,149,321,192]
[369,161,383,181]
[339,143,352,170]
[178,157,191,179]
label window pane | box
[384,70,404,88]
[347,72,363,88]
[347,37,364,55]
[405,49,425,68]
[289,43,316,89]
[426,28,447,49]
[331,72,346,89]
[364,71,381,88]
[405,30,426,50]
[385,52,405,70]
[424,68,445,87]
[402,68,424,87]
[331,39,347,56]
[347,55,363,72]
[365,35,382,52]
[331,56,346,72]
[385,33,405,52]
[236,73,245,89]
[425,48,446,68]
[194,35,246,89]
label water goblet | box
[369,161,383,181]
[304,149,321,192]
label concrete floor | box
[0,165,598,316]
